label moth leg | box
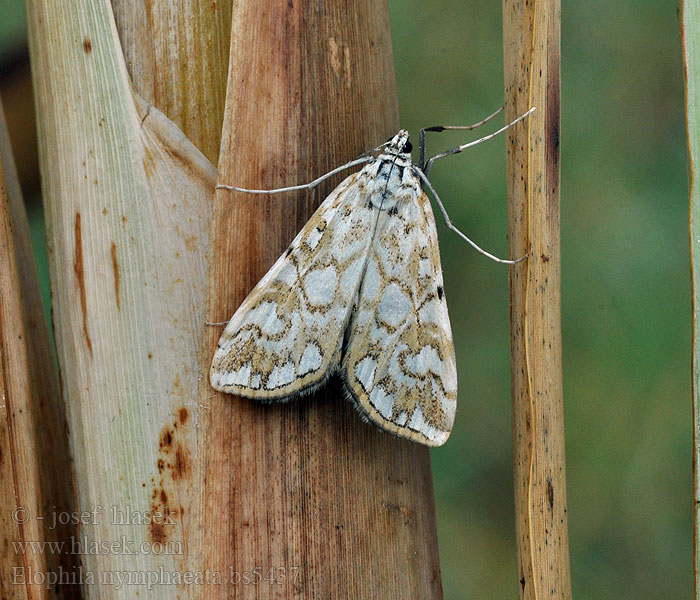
[418,105,504,171]
[216,155,373,195]
[422,107,535,176]
[412,166,527,265]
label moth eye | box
[403,140,413,153]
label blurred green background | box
[0,0,690,597]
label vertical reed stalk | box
[503,1,572,597]
[26,0,227,596]
[199,1,443,598]
[0,96,79,600]
[683,0,700,596]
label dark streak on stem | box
[74,212,92,357]
[111,241,120,311]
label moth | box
[210,108,533,446]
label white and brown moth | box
[210,109,533,446]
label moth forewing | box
[341,167,457,447]
[210,171,379,400]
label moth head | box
[386,130,413,156]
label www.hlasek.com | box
[12,566,301,590]
[12,535,182,556]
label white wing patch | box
[210,172,378,399]
[212,133,458,446]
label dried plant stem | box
[503,0,572,598]
[198,1,443,598]
[683,0,700,596]
[26,0,225,597]
[0,97,79,600]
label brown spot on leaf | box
[111,241,120,310]
[383,502,416,526]
[183,235,197,252]
[547,478,554,510]
[141,144,155,179]
[149,520,167,544]
[150,418,192,551]
[159,428,173,450]
[73,213,92,357]
[83,38,92,54]
[172,445,189,480]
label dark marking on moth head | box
[437,285,444,300]
[388,206,399,216]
